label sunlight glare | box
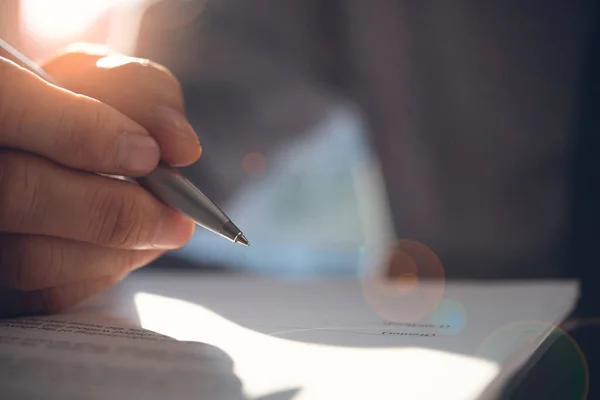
[21,0,139,40]
[133,292,500,400]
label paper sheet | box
[0,271,579,400]
[0,316,244,399]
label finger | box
[43,52,201,167]
[0,57,160,177]
[0,233,163,291]
[0,272,127,317]
[0,150,195,250]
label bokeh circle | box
[361,239,446,322]
[477,320,588,399]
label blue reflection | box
[174,105,383,276]
[430,299,468,335]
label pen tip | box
[236,233,250,247]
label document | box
[0,271,579,400]
[0,314,244,399]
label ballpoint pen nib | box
[236,234,250,247]
[219,221,249,246]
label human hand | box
[42,44,202,166]
[0,45,201,316]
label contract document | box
[0,271,580,400]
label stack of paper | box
[0,271,579,399]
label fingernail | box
[115,134,160,175]
[153,209,195,249]
[151,105,199,142]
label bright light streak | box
[134,292,500,400]
[21,0,140,40]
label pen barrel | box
[137,163,230,236]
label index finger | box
[0,57,160,177]
[44,52,202,167]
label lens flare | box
[561,317,600,333]
[242,152,267,177]
[361,239,445,322]
[477,320,588,399]
[21,0,141,41]
[429,299,467,335]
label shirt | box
[136,0,598,279]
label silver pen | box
[0,39,249,246]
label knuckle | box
[87,187,149,248]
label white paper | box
[0,271,579,400]
[0,316,244,399]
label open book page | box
[0,271,579,400]
[0,313,244,399]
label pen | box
[0,39,249,247]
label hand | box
[42,44,201,166]
[0,45,201,317]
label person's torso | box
[340,0,596,278]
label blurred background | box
[0,0,390,277]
